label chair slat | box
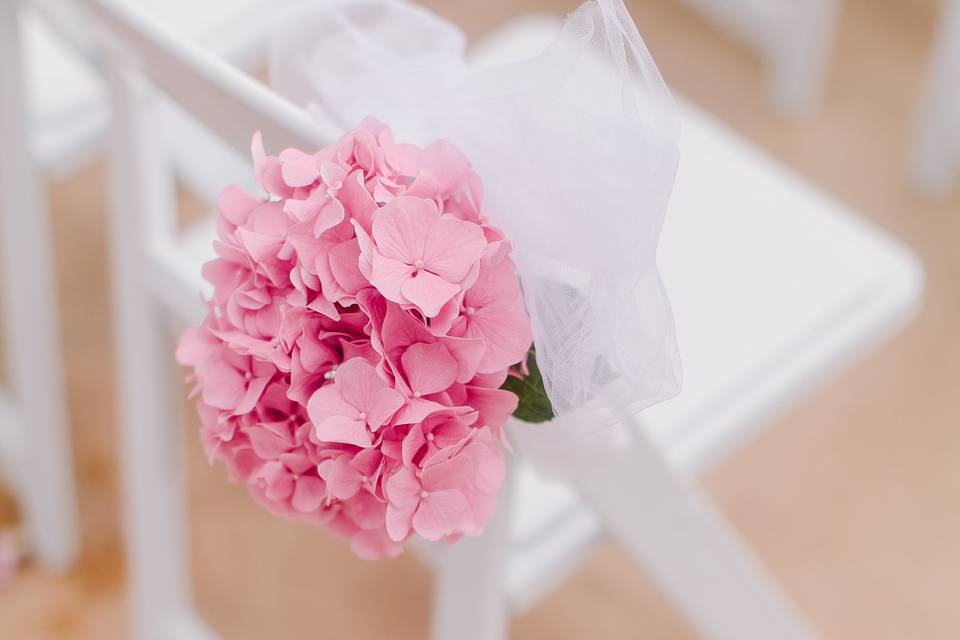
[73,0,335,155]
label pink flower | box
[317,448,384,501]
[385,429,504,542]
[361,196,486,318]
[178,120,534,560]
[450,258,532,373]
[307,358,405,447]
[385,452,474,541]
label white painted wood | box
[643,99,924,473]
[912,0,960,195]
[24,0,299,175]
[105,59,194,640]
[0,0,79,572]
[61,1,330,637]
[570,412,818,640]
[55,3,922,638]
[468,17,922,635]
[77,0,332,157]
[430,459,515,640]
[680,0,839,114]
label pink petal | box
[401,423,427,466]
[371,196,438,263]
[306,384,358,425]
[466,386,519,431]
[400,270,460,318]
[336,358,387,410]
[236,228,283,268]
[247,424,292,459]
[439,336,486,383]
[322,457,364,500]
[314,416,372,448]
[291,476,326,512]
[462,433,506,495]
[342,489,387,530]
[422,216,485,282]
[175,326,219,367]
[235,374,271,415]
[366,387,405,430]
[385,502,417,542]
[319,161,347,190]
[369,251,415,305]
[283,197,324,223]
[247,200,289,236]
[393,397,449,425]
[431,419,473,449]
[401,342,458,396]
[412,490,468,541]
[407,140,470,196]
[313,199,345,237]
[466,301,533,373]
[341,172,377,233]
[385,466,422,509]
[279,148,320,187]
[257,462,295,502]
[422,452,474,492]
[218,185,259,226]
[328,240,367,295]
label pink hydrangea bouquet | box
[178,0,681,560]
[177,119,550,559]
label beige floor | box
[2,0,959,638]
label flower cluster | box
[177,119,533,559]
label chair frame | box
[681,0,839,114]
[912,0,960,195]
[57,0,828,638]
[0,0,79,572]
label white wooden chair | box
[912,0,960,195]
[56,1,922,639]
[0,0,292,576]
[681,0,840,114]
[23,0,293,177]
[0,0,79,572]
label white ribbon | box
[268,0,681,424]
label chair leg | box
[912,0,960,195]
[0,0,79,571]
[569,415,821,640]
[106,61,194,640]
[430,458,514,640]
[768,0,838,115]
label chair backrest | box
[679,0,838,112]
[74,0,333,156]
[912,0,960,194]
[62,1,339,637]
[0,0,78,572]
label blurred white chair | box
[912,0,960,195]
[55,1,921,639]
[24,0,287,178]
[0,0,295,577]
[0,0,78,572]
[430,16,923,640]
[681,0,840,114]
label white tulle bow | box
[268,0,681,423]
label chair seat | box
[24,0,278,173]
[167,14,921,612]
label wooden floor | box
[3,0,959,637]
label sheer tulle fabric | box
[269,0,681,425]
